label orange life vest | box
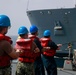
[28,34,41,57]
[0,34,12,67]
[15,38,36,63]
[28,34,39,41]
[40,37,56,56]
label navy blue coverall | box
[34,38,45,75]
[42,41,58,75]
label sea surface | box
[10,35,18,46]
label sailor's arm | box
[9,48,22,59]
[31,42,40,53]
[3,41,22,59]
[41,47,51,52]
[57,44,62,50]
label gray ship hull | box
[27,8,76,67]
[27,8,76,54]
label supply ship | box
[26,0,76,67]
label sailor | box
[0,14,22,75]
[29,25,50,75]
[40,30,62,75]
[15,26,40,75]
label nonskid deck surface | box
[12,61,76,75]
[57,68,76,75]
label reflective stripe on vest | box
[28,34,39,41]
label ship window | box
[28,12,31,15]
[48,11,52,14]
[65,12,67,15]
[27,12,32,16]
[68,11,70,13]
[40,11,44,14]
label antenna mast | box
[75,0,76,7]
[26,0,29,11]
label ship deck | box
[12,61,76,75]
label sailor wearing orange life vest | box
[15,26,40,75]
[0,34,13,67]
[40,30,62,75]
[29,25,51,75]
[0,15,22,75]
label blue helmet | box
[0,15,11,27]
[43,30,51,36]
[18,26,28,35]
[30,25,38,33]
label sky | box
[0,0,31,36]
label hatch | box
[54,21,64,35]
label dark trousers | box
[42,55,57,75]
[34,56,45,75]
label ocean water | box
[10,35,18,46]
[10,35,18,62]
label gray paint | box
[27,8,76,57]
